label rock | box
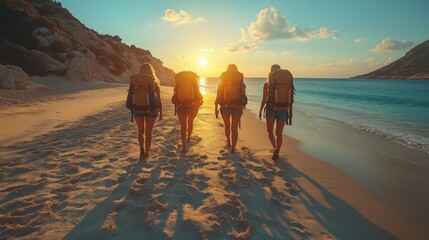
[352,40,429,80]
[32,27,64,48]
[30,50,67,75]
[3,1,176,84]
[65,50,121,82]
[0,65,29,90]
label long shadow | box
[275,159,398,240]
[227,150,295,239]
[63,161,148,240]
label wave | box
[298,89,428,108]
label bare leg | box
[144,117,157,157]
[231,113,241,151]
[187,110,198,142]
[177,112,188,152]
[266,117,276,150]
[221,113,231,147]
[134,117,145,155]
[275,119,286,151]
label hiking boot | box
[272,149,279,161]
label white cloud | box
[317,59,355,68]
[227,7,337,53]
[371,38,413,52]
[354,38,365,43]
[179,54,190,61]
[224,42,257,53]
[255,50,292,56]
[199,48,215,52]
[366,57,394,66]
[281,51,292,55]
[240,7,337,42]
[162,9,205,25]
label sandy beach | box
[1,78,429,239]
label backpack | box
[126,73,158,113]
[267,69,294,110]
[172,71,202,108]
[217,70,247,109]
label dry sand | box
[0,77,428,239]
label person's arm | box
[155,84,163,120]
[215,83,221,114]
[259,82,268,119]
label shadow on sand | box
[63,152,398,240]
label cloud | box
[354,38,365,43]
[199,48,215,52]
[240,7,337,42]
[366,57,394,66]
[227,7,337,53]
[371,38,413,52]
[162,9,205,25]
[317,59,355,68]
[255,50,293,56]
[224,42,257,53]
[179,54,190,61]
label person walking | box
[172,71,203,153]
[258,64,294,160]
[126,63,163,160]
[215,64,247,152]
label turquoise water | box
[200,77,429,152]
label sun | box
[198,58,207,67]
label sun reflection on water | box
[199,77,207,95]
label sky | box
[57,0,429,78]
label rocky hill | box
[0,0,175,87]
[352,40,429,80]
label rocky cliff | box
[352,40,429,80]
[0,0,175,85]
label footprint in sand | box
[285,182,299,196]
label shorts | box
[177,106,199,114]
[266,108,288,121]
[221,107,243,115]
[134,109,158,118]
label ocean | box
[199,77,429,152]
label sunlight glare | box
[199,58,207,67]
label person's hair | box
[267,64,281,83]
[270,64,281,72]
[227,64,238,71]
[140,63,160,85]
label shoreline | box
[242,107,429,238]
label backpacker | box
[267,69,294,110]
[267,69,294,124]
[127,73,158,113]
[172,71,202,108]
[218,70,247,109]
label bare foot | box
[272,149,279,161]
